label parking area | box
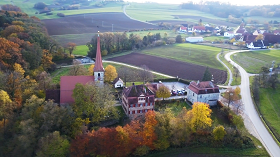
[155,82,188,96]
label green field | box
[140,43,226,71]
[0,0,123,20]
[204,36,228,42]
[126,3,226,23]
[259,87,280,142]
[73,45,89,56]
[231,49,280,73]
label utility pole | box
[112,24,114,32]
[102,21,104,27]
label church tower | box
[94,32,105,83]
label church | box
[59,33,104,104]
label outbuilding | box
[185,37,203,43]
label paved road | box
[216,52,233,86]
[225,50,280,157]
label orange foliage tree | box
[142,110,158,149]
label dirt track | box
[108,53,227,84]
[43,12,160,35]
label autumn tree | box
[156,85,171,100]
[37,71,52,91]
[68,60,88,76]
[142,111,158,150]
[104,65,118,82]
[72,83,119,124]
[255,34,264,41]
[0,90,14,131]
[88,64,94,75]
[41,50,54,71]
[202,66,212,81]
[21,42,43,70]
[213,125,226,141]
[66,42,76,56]
[223,87,240,107]
[189,102,212,132]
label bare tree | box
[139,65,154,84]
[37,71,53,91]
[118,66,133,86]
[68,60,88,76]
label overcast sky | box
[127,0,280,6]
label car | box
[171,90,177,95]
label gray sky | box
[127,0,280,6]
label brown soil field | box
[150,15,238,27]
[108,53,227,84]
[43,12,160,35]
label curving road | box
[225,50,280,157]
[216,52,233,86]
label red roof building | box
[59,33,104,104]
[192,26,206,32]
[186,81,220,106]
[179,26,187,32]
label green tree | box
[202,67,212,81]
[232,115,244,129]
[175,35,182,43]
[36,131,70,157]
[72,83,119,124]
[156,85,171,100]
[213,125,226,140]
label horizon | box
[126,0,280,6]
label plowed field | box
[43,12,160,35]
[108,53,227,84]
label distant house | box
[113,77,124,88]
[179,26,187,32]
[205,26,214,32]
[186,81,220,106]
[247,40,268,49]
[224,31,235,38]
[253,30,259,35]
[264,35,280,44]
[192,26,206,32]
[236,27,247,35]
[122,84,155,119]
[273,30,280,35]
[185,37,203,43]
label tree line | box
[86,32,176,58]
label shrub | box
[101,50,108,56]
[57,13,65,17]
[34,2,47,9]
[39,10,51,14]
[133,145,150,156]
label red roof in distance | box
[193,26,206,30]
[180,26,187,30]
[94,34,105,72]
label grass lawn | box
[126,3,226,23]
[231,49,280,74]
[51,62,168,84]
[73,45,88,56]
[129,29,189,39]
[204,36,228,42]
[140,43,226,71]
[258,86,280,142]
[219,51,241,86]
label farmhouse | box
[224,31,235,38]
[179,26,187,32]
[186,81,220,106]
[247,40,268,49]
[192,26,206,33]
[59,33,104,104]
[122,84,156,119]
[113,77,124,88]
[185,37,203,43]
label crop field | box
[108,53,227,84]
[141,43,226,71]
[125,3,238,27]
[73,45,88,56]
[231,49,280,73]
[43,12,160,35]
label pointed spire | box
[94,31,104,72]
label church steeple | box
[93,31,104,83]
[94,31,104,72]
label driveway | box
[225,50,280,157]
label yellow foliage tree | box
[88,64,94,75]
[255,34,264,41]
[0,90,13,130]
[104,65,117,82]
[156,85,171,100]
[234,86,241,95]
[189,102,212,132]
[13,63,25,77]
[213,125,226,141]
[230,38,235,43]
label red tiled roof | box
[264,35,280,44]
[94,35,104,72]
[188,81,219,94]
[60,76,94,104]
[236,28,246,33]
[193,26,206,30]
[180,26,187,30]
[123,84,155,97]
